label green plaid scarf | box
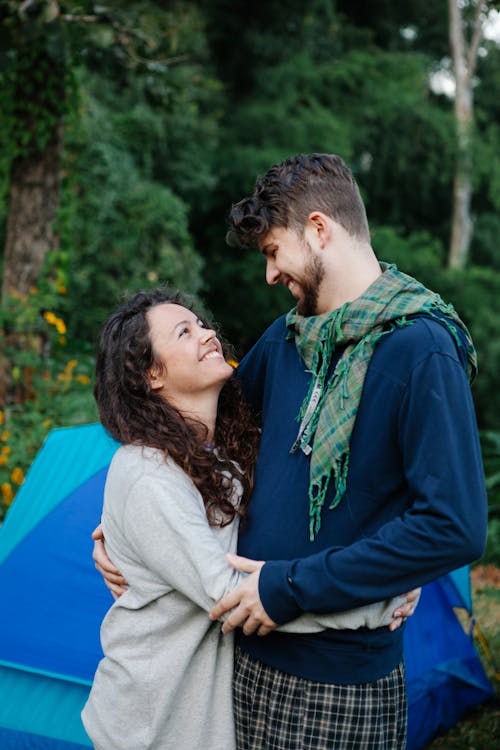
[286,263,477,541]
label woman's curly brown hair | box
[94,288,260,526]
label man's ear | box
[307,211,332,249]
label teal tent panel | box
[447,566,473,612]
[0,424,118,565]
[0,665,91,747]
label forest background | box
[0,0,499,574]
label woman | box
[82,288,413,750]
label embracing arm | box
[94,462,249,613]
[209,553,419,636]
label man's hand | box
[209,554,278,636]
[92,524,128,600]
[388,587,421,631]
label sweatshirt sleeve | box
[119,467,245,614]
[259,349,488,624]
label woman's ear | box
[148,365,165,392]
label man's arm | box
[209,554,420,635]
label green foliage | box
[371,225,445,283]
[0,4,77,162]
[0,262,96,519]
[436,267,500,430]
[479,431,500,567]
[0,358,96,520]
[206,245,292,355]
[58,71,206,342]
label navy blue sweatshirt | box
[235,314,487,684]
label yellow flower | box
[76,374,91,385]
[67,359,78,369]
[1,483,13,505]
[58,336,67,345]
[43,419,52,428]
[58,285,67,295]
[11,467,25,485]
[0,455,8,465]
[2,446,11,455]
[0,410,4,425]
[1,431,10,441]
[29,286,38,295]
[55,318,67,335]
[43,311,57,325]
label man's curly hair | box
[227,153,370,248]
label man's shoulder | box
[239,314,289,364]
[379,314,463,357]
[369,314,467,384]
[256,313,289,343]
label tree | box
[0,4,69,300]
[0,0,216,402]
[448,0,488,269]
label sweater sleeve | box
[120,467,245,614]
[278,594,410,633]
[259,349,488,624]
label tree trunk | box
[448,0,486,269]
[1,121,63,300]
[0,120,63,405]
[449,85,473,270]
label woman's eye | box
[179,326,189,337]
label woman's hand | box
[388,587,421,631]
[92,524,128,600]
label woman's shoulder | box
[109,444,192,488]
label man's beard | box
[296,250,326,317]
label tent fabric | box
[405,581,494,749]
[0,424,118,748]
[0,423,495,749]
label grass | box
[426,565,500,749]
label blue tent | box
[0,423,495,749]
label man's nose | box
[266,259,280,286]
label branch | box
[449,0,464,76]
[18,0,38,16]
[60,15,100,23]
[60,12,190,68]
[466,0,487,83]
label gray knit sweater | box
[82,445,405,750]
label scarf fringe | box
[309,453,350,540]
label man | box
[95,153,487,749]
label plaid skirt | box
[233,647,407,750]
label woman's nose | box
[201,327,216,343]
